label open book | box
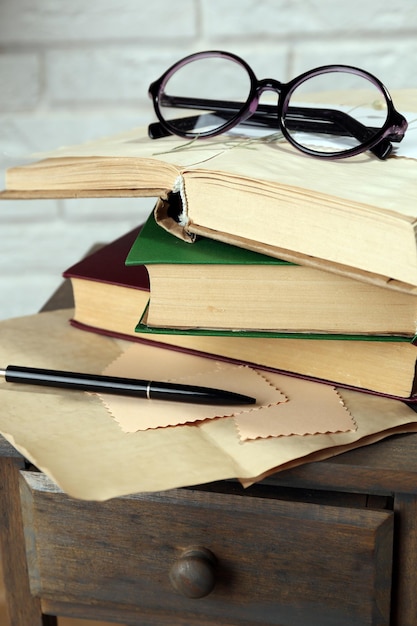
[2,91,417,292]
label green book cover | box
[127,212,417,344]
[125,211,293,267]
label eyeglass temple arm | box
[148,112,390,159]
[149,96,399,159]
[288,107,392,159]
[154,95,400,141]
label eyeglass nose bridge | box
[248,78,283,114]
[257,77,283,97]
[257,77,283,92]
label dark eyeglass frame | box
[148,50,408,160]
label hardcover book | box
[63,220,417,400]
[3,89,417,292]
[127,213,417,336]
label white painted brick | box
[0,112,148,158]
[202,0,321,37]
[291,40,417,89]
[0,221,130,276]
[61,196,155,223]
[0,199,60,223]
[45,45,293,109]
[0,218,153,320]
[0,0,197,43]
[0,54,41,111]
[45,46,292,106]
[0,275,63,321]
[188,46,291,81]
[45,48,197,106]
[201,0,417,37]
[301,0,417,32]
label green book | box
[126,212,417,340]
[126,208,289,267]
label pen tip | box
[240,394,257,405]
[219,391,257,405]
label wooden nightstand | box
[1,282,417,626]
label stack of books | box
[2,103,417,403]
[63,213,417,400]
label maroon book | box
[64,225,149,291]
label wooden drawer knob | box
[169,546,217,598]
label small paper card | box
[234,373,355,441]
[98,343,355,440]
[98,345,287,432]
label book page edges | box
[2,155,179,195]
[70,318,417,400]
[189,224,417,295]
[153,198,417,296]
[0,188,169,200]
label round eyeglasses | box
[148,50,408,160]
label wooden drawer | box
[19,471,393,626]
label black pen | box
[0,365,256,405]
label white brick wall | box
[1,0,416,319]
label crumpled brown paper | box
[0,308,417,501]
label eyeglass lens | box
[156,56,389,156]
[159,56,253,135]
[285,71,388,155]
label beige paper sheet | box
[99,343,354,439]
[99,347,288,432]
[1,309,417,501]
[234,373,355,440]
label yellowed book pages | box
[144,262,417,334]
[2,90,417,289]
[69,273,417,398]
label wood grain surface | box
[0,555,122,626]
